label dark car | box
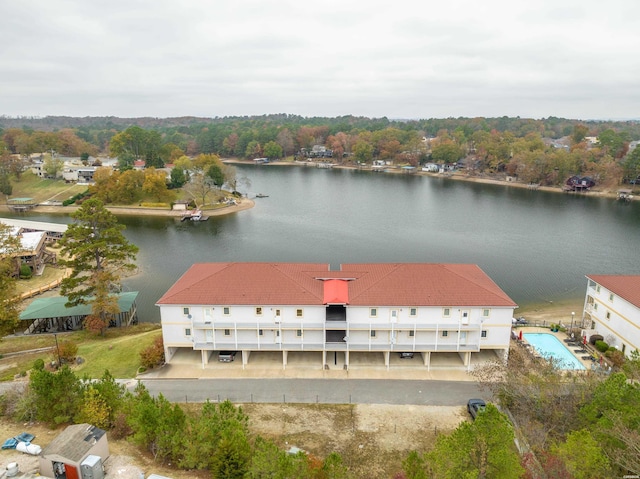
[512,317,527,326]
[467,398,486,420]
[218,351,237,362]
[399,352,414,359]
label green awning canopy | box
[20,292,139,321]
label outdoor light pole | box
[53,333,61,366]
[570,312,575,334]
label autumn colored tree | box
[58,199,138,335]
[143,168,175,203]
[75,386,111,429]
[113,169,145,204]
[276,128,295,158]
[223,133,239,156]
[140,335,165,370]
[244,140,262,159]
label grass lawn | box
[5,171,87,204]
[0,324,162,381]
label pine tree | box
[58,198,138,335]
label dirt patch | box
[241,403,463,478]
[0,403,463,479]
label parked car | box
[512,317,527,326]
[467,398,486,420]
[218,351,237,362]
[399,352,414,359]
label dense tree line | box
[397,348,640,478]
[0,114,640,193]
[0,365,353,479]
[3,115,640,191]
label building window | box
[296,329,303,337]
[370,330,376,337]
[224,329,231,336]
[370,308,377,317]
[296,309,303,317]
[183,307,190,316]
[593,303,598,311]
[410,308,417,317]
[442,331,448,337]
[223,307,230,315]
[606,311,611,320]
[409,330,415,337]
[482,309,490,318]
[596,285,601,293]
[609,293,614,302]
[256,307,263,316]
[184,328,191,337]
[258,329,263,336]
[481,330,487,338]
[443,308,451,317]
[275,309,281,317]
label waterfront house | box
[582,275,640,357]
[157,263,517,371]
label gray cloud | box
[1,0,639,120]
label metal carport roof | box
[20,292,139,320]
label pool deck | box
[515,326,607,371]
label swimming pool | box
[523,333,586,370]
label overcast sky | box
[1,1,639,120]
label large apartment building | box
[582,275,640,357]
[157,263,517,370]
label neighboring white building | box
[157,263,517,371]
[582,275,640,357]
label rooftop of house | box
[156,262,517,308]
[587,274,640,309]
[41,424,106,464]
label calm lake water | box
[9,165,640,322]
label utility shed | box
[39,424,109,479]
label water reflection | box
[5,165,640,322]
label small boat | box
[181,209,208,222]
[617,189,633,201]
[255,194,269,198]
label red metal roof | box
[323,279,349,304]
[156,262,517,307]
[586,275,640,309]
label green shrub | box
[19,264,32,279]
[59,340,79,362]
[595,340,609,353]
[63,190,91,206]
[33,358,45,371]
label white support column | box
[201,350,207,369]
[384,351,390,369]
[344,350,349,370]
[282,350,288,369]
[423,351,431,370]
[242,350,250,370]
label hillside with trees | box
[2,115,640,194]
